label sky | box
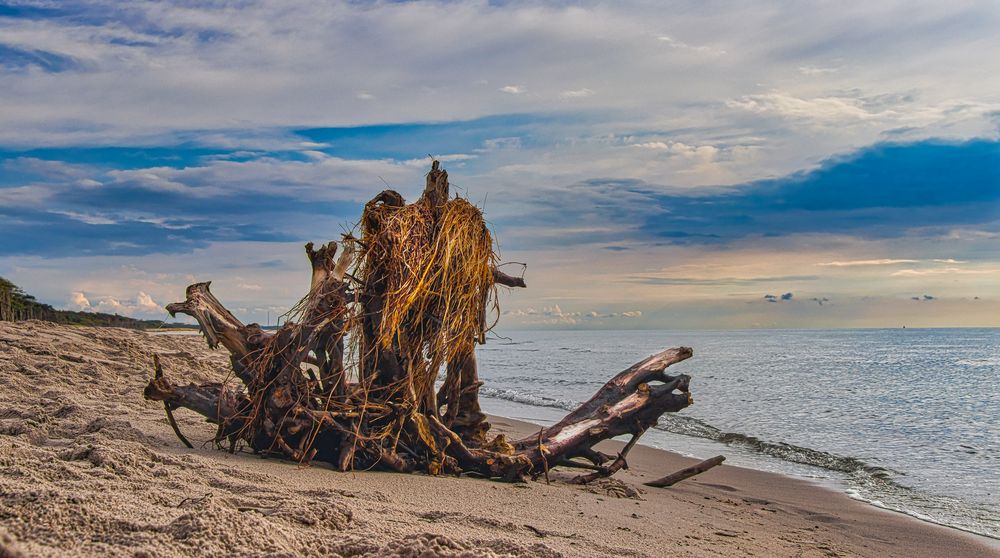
[0,0,998,329]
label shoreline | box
[483,393,1000,544]
[487,413,1000,555]
[477,327,1000,542]
[1,321,998,557]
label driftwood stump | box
[143,161,694,481]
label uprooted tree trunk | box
[144,161,694,482]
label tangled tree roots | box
[143,161,694,482]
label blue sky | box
[1,0,998,328]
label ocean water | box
[475,328,1000,539]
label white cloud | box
[891,268,997,277]
[68,291,91,311]
[728,92,877,122]
[818,259,918,267]
[503,306,644,325]
[400,154,477,167]
[0,185,52,206]
[49,211,118,225]
[655,35,725,55]
[64,290,162,316]
[0,0,995,191]
[479,137,522,152]
[301,150,330,160]
[560,88,594,98]
[629,141,720,168]
[632,142,671,150]
[135,291,159,311]
[944,230,1000,241]
[632,140,718,157]
[3,157,93,180]
[105,155,425,201]
[798,66,841,75]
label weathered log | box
[151,354,192,448]
[139,161,697,482]
[644,455,726,488]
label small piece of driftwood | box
[644,455,725,487]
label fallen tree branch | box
[644,455,726,488]
[151,354,192,449]
[492,268,527,288]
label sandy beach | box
[1,321,997,558]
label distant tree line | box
[0,277,186,330]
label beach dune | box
[0,321,996,557]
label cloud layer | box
[1,0,998,326]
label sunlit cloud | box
[891,268,998,277]
[503,305,645,325]
[817,259,918,267]
[66,290,163,317]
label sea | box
[475,328,1000,539]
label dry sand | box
[1,321,997,557]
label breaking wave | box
[481,385,892,479]
[479,385,999,539]
[479,387,579,413]
[655,414,896,478]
